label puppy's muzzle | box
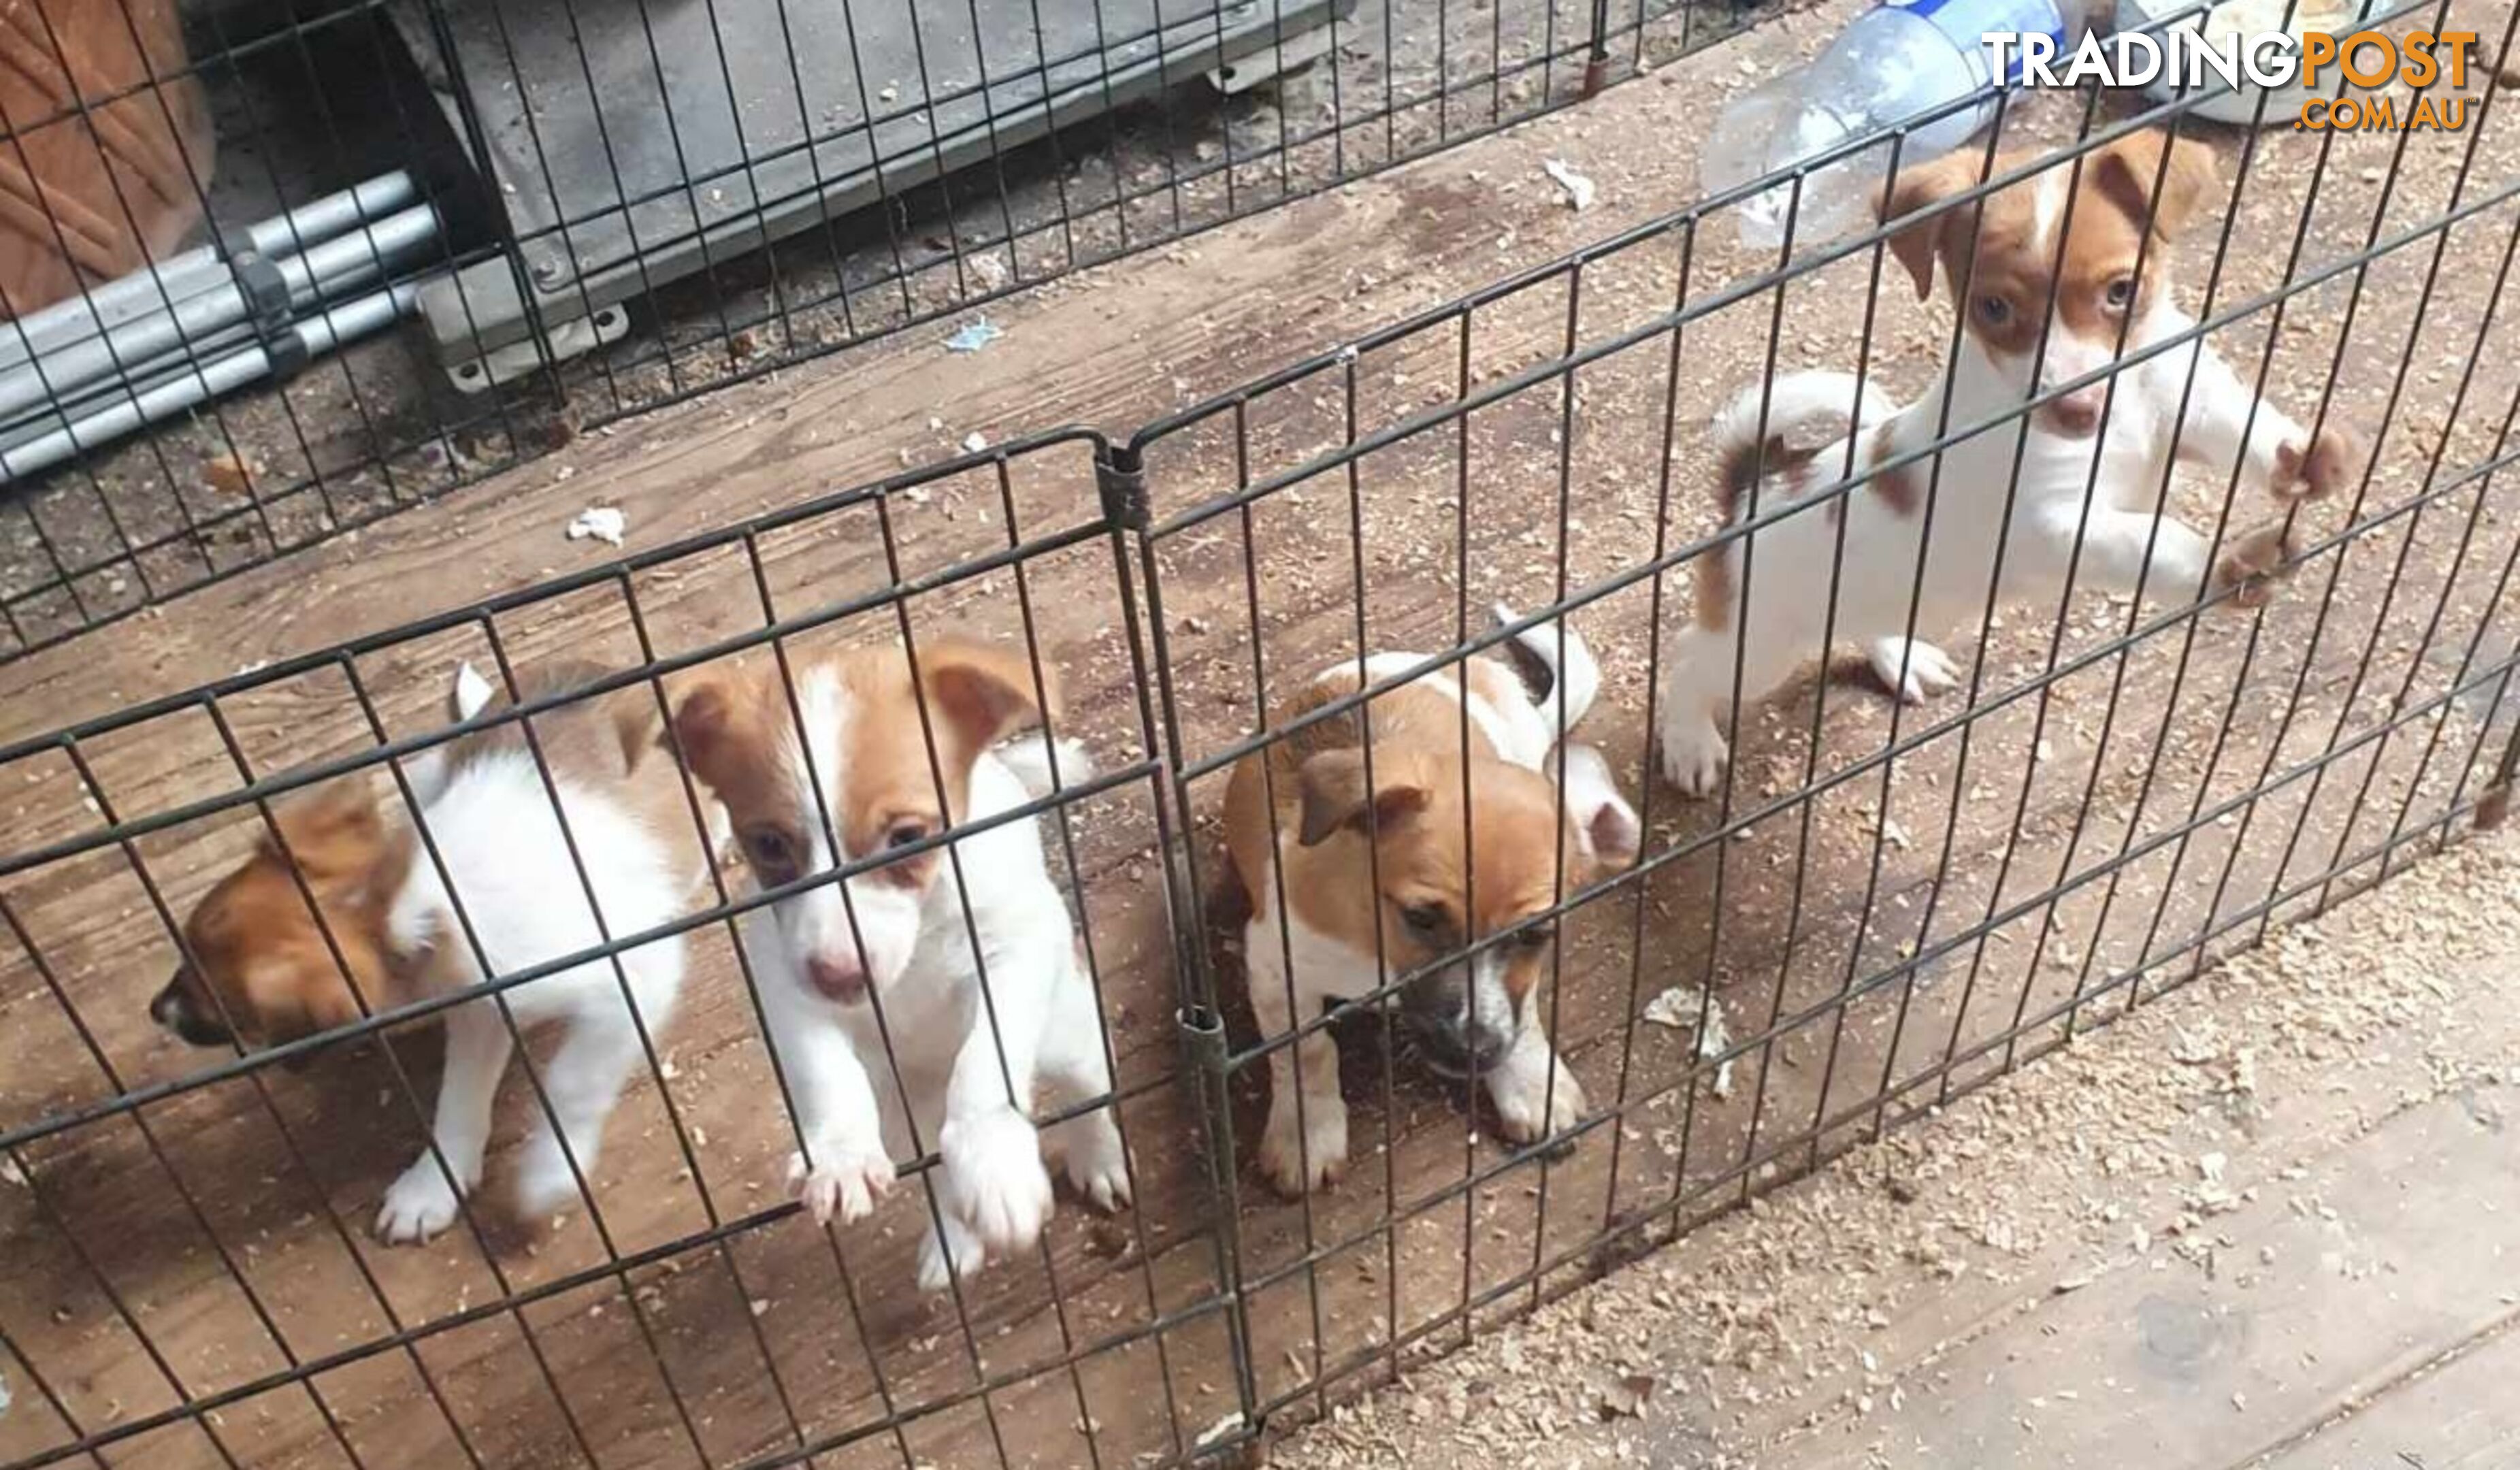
[151,972,234,1048]
[1399,966,1516,1079]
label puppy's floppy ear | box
[1876,148,1992,303]
[1295,749,1431,847]
[670,675,744,790]
[269,779,384,884]
[2092,127,2217,241]
[919,638,1054,752]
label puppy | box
[668,639,1129,1290]
[151,661,707,1243]
[1657,129,2359,796]
[1222,606,1641,1198]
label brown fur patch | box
[1222,658,1595,1007]
[165,779,412,1047]
[672,638,1052,893]
[1876,129,2216,348]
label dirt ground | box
[1,2,2516,1469]
[1265,825,2520,1470]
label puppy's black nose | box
[151,975,232,1047]
[1409,1013,1514,1078]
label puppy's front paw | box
[1258,1092,1348,1198]
[2275,425,2359,502]
[1866,637,1962,707]
[917,1211,987,1293]
[787,1143,896,1226]
[938,1109,1053,1258]
[2215,522,2297,608]
[1490,1056,1587,1150]
[1656,715,1731,800]
[1062,1113,1134,1213]
[378,1157,470,1245]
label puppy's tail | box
[996,730,1097,800]
[1712,370,1896,520]
[1491,601,1601,738]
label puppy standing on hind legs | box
[670,639,1130,1290]
[1656,127,2361,798]
[1224,606,1642,1198]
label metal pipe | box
[0,171,415,373]
[0,202,439,423]
[0,319,257,455]
[0,282,420,485]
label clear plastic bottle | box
[1701,0,2068,248]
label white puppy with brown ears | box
[1224,607,1641,1197]
[152,660,709,1244]
[670,640,1128,1290]
[1657,128,2359,796]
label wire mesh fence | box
[4,5,2520,1467]
[0,0,1762,661]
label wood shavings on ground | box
[1543,159,1597,211]
[1269,830,2520,1467]
[566,505,627,546]
[1642,985,1737,1098]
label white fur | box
[739,684,1127,1290]
[1658,222,2315,797]
[374,748,689,1244]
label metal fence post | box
[1098,440,1265,1459]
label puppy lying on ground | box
[1224,605,1641,1197]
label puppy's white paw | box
[1490,1056,1587,1147]
[1867,637,1961,706]
[1656,715,1731,800]
[1258,1092,1349,1198]
[917,1210,987,1294]
[510,1138,588,1222]
[1062,1113,1134,1213]
[938,1109,1053,1258]
[787,1143,896,1226]
[377,1157,470,1245]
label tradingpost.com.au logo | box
[1985,22,2483,131]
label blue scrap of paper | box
[945,318,1002,353]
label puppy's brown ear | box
[2093,128,2217,241]
[670,676,744,791]
[1295,749,1431,847]
[1877,149,1991,302]
[919,639,1053,753]
[270,780,384,883]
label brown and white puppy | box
[669,638,1129,1290]
[151,661,709,1243]
[1657,127,2361,796]
[1224,608,1641,1197]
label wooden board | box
[2259,1320,2520,1470]
[1756,1083,2520,1467]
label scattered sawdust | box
[1269,829,2518,1468]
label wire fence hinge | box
[1096,450,1151,531]
[1178,1003,1230,1075]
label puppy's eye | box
[885,821,930,851]
[2104,275,2136,309]
[1401,903,1447,938]
[1977,295,2012,325]
[743,828,799,880]
[1514,921,1557,951]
